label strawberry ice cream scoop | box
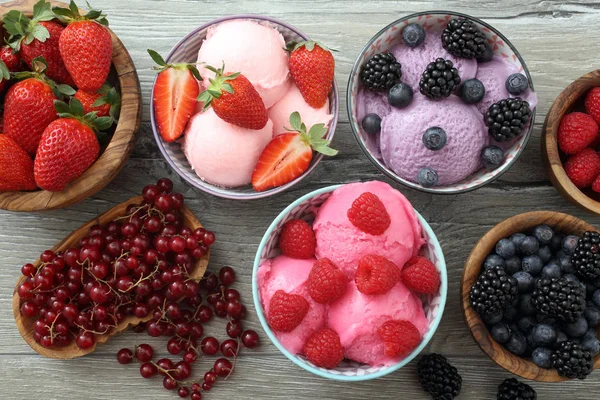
[197,19,291,108]
[182,109,274,188]
[313,181,424,278]
[328,280,429,366]
[258,255,327,355]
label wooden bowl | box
[542,70,600,214]
[12,196,210,359]
[0,0,142,212]
[461,211,600,382]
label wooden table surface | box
[2,0,600,399]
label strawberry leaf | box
[30,24,50,43]
[94,116,114,131]
[68,0,80,17]
[54,99,71,115]
[197,91,213,108]
[31,56,48,74]
[32,0,55,22]
[0,61,10,82]
[313,144,338,156]
[187,65,202,81]
[92,97,107,107]
[3,10,29,37]
[308,123,328,140]
[56,84,76,96]
[221,83,234,94]
[70,97,85,116]
[51,7,73,18]
[147,49,166,66]
[289,112,302,132]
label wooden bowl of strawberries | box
[542,70,600,214]
[0,0,141,212]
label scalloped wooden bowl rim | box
[0,0,142,212]
[461,211,600,382]
[542,69,600,215]
[12,196,210,359]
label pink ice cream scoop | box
[269,84,333,135]
[182,109,274,188]
[313,181,424,278]
[380,95,489,185]
[257,255,327,355]
[328,280,429,366]
[197,19,291,108]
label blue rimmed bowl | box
[150,15,339,200]
[251,183,448,381]
[347,11,537,194]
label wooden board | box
[1,0,600,399]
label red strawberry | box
[34,98,111,191]
[74,84,120,120]
[289,41,335,108]
[402,256,440,295]
[267,290,309,332]
[558,112,598,155]
[53,1,112,91]
[0,135,37,192]
[252,112,337,191]
[303,328,344,369]
[585,87,600,125]
[377,320,421,358]
[149,49,200,143]
[279,219,316,259]
[0,46,22,94]
[355,254,401,295]
[593,175,600,194]
[198,65,267,130]
[347,192,391,235]
[306,258,347,304]
[564,148,600,189]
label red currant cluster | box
[117,266,260,399]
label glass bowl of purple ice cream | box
[347,11,538,194]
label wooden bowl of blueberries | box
[461,211,600,382]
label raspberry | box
[402,256,441,295]
[558,112,599,155]
[306,258,347,304]
[279,219,316,259]
[564,148,600,188]
[593,175,600,193]
[267,290,309,332]
[303,328,344,369]
[355,254,401,295]
[585,87,600,125]
[347,192,391,235]
[377,320,421,358]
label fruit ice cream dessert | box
[257,181,441,369]
[152,19,337,193]
[356,18,538,188]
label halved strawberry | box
[149,49,201,143]
[251,112,338,192]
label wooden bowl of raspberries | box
[0,0,141,212]
[462,211,600,382]
[542,70,600,214]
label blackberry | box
[571,231,600,280]
[485,98,532,142]
[497,378,537,400]
[551,341,593,379]
[360,52,402,91]
[441,18,488,59]
[470,266,518,317]
[419,58,461,99]
[417,354,462,400]
[531,277,586,323]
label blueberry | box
[387,83,413,108]
[503,306,519,321]
[481,145,505,171]
[582,333,600,356]
[583,329,598,343]
[593,289,600,308]
[541,263,562,279]
[550,234,564,252]
[558,251,575,274]
[518,293,537,316]
[483,312,503,325]
[531,324,557,346]
[532,347,553,369]
[562,235,579,255]
[564,274,581,285]
[417,167,438,188]
[537,246,552,263]
[513,271,534,293]
[526,331,538,349]
[484,254,506,270]
[422,127,447,150]
[519,236,539,256]
[476,44,494,63]
[505,73,529,95]
[585,306,600,327]
[517,315,537,333]
[555,331,568,348]
[505,257,522,274]
[565,316,589,338]
[402,23,426,48]
[496,238,516,259]
[532,224,554,245]
[459,78,485,104]
[491,322,512,344]
[522,255,543,275]
[510,233,527,248]
[506,331,528,355]
[586,283,597,296]
[361,113,381,135]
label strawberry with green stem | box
[251,112,337,191]
[74,83,120,121]
[288,41,335,109]
[198,64,268,130]
[0,135,38,192]
[34,97,112,191]
[0,46,22,94]
[149,49,201,143]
